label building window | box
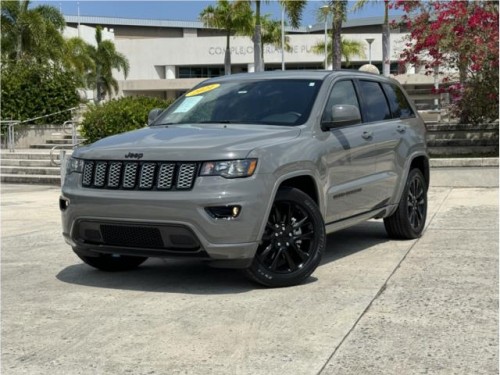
[178,66,224,78]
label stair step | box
[428,139,498,147]
[29,144,75,150]
[1,150,72,160]
[45,139,74,145]
[1,166,61,175]
[1,174,60,185]
[0,159,55,167]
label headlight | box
[66,157,84,174]
[200,159,257,178]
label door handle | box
[397,125,406,133]
[361,130,373,140]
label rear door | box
[355,79,406,208]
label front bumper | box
[61,172,274,266]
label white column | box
[165,66,176,79]
[247,63,255,73]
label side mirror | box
[148,108,164,126]
[322,104,361,130]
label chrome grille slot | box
[123,163,138,189]
[177,163,196,190]
[157,163,175,190]
[82,162,94,187]
[107,162,122,188]
[139,163,156,189]
[81,160,197,191]
[94,162,107,187]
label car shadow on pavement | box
[56,220,389,294]
[322,220,390,265]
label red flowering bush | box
[393,0,499,124]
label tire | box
[74,249,148,272]
[384,168,427,239]
[246,187,326,287]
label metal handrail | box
[3,107,79,153]
[50,139,84,167]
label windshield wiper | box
[199,120,234,124]
[151,122,174,126]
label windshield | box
[153,78,322,126]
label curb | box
[430,158,499,168]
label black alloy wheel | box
[384,168,427,239]
[407,173,426,231]
[246,188,325,287]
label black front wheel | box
[74,249,148,272]
[246,188,325,287]
[384,168,427,239]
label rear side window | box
[358,80,391,123]
[382,83,414,119]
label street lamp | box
[320,5,329,70]
[366,38,375,65]
[281,5,285,71]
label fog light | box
[59,197,69,211]
[205,205,242,219]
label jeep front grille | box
[81,161,198,190]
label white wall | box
[114,32,410,81]
[63,24,114,46]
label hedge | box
[80,96,174,144]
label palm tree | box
[327,1,348,70]
[354,0,391,76]
[252,0,307,72]
[256,15,292,65]
[312,37,366,68]
[200,0,253,75]
[1,0,65,62]
[88,26,129,102]
[63,37,96,87]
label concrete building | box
[64,15,441,110]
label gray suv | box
[61,71,429,287]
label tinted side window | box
[382,83,414,118]
[358,80,391,123]
[321,80,360,123]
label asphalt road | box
[1,167,498,375]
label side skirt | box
[324,205,397,235]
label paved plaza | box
[1,167,498,374]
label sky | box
[31,1,404,27]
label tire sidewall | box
[248,188,325,287]
[401,169,427,237]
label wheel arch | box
[410,155,430,191]
[387,152,430,217]
[279,175,320,206]
[257,171,324,241]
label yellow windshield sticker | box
[186,83,220,97]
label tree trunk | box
[331,19,342,69]
[224,32,231,75]
[253,0,264,72]
[382,23,391,76]
[96,66,102,103]
[16,31,22,60]
[330,1,345,70]
[382,1,391,76]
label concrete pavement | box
[1,167,498,374]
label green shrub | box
[0,60,80,124]
[80,96,174,144]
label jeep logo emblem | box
[124,152,143,159]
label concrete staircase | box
[1,133,78,185]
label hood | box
[73,124,301,161]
